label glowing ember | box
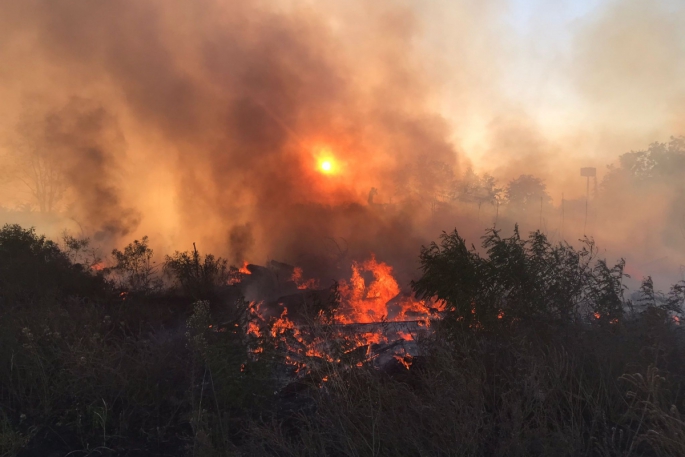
[397,331,414,341]
[394,353,413,370]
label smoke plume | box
[0,0,684,286]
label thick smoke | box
[0,0,683,286]
[0,0,459,281]
[43,99,140,240]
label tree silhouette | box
[453,167,502,210]
[4,124,67,213]
[504,174,551,214]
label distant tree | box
[603,136,685,190]
[5,145,67,213]
[2,116,69,213]
[453,167,502,211]
[504,174,552,214]
[394,158,455,204]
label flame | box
[239,255,444,377]
[239,261,251,274]
[394,351,413,370]
[338,254,399,323]
[291,267,320,289]
[228,261,252,285]
[91,262,105,271]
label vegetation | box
[164,245,229,301]
[0,223,684,456]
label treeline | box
[1,224,685,456]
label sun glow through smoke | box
[316,148,337,175]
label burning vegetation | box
[2,223,685,456]
[2,0,685,455]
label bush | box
[0,224,107,309]
[411,227,628,333]
[111,235,162,294]
[2,223,685,456]
[164,244,229,301]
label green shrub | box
[412,227,628,332]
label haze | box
[0,0,683,288]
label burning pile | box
[228,255,444,375]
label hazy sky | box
[414,0,685,175]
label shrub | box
[111,235,162,294]
[0,224,106,309]
[164,244,229,300]
[411,226,628,332]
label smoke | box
[0,0,683,285]
[44,99,140,240]
[228,223,255,266]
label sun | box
[316,152,337,175]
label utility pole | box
[539,196,543,231]
[580,167,596,235]
[561,192,564,242]
[494,199,499,228]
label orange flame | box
[240,255,444,377]
[239,261,251,275]
[338,254,399,323]
[291,267,320,290]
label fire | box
[238,254,443,377]
[394,353,413,370]
[338,254,400,324]
[291,267,319,290]
[397,331,414,341]
[239,261,251,274]
[228,260,252,285]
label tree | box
[504,174,551,214]
[453,167,502,211]
[5,140,67,213]
[602,136,685,190]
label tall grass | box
[1,223,684,456]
